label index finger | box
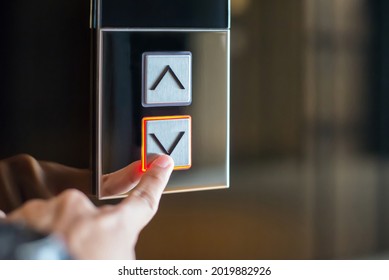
[118,155,174,225]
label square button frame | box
[142,115,192,171]
[142,52,192,107]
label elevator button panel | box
[142,52,192,107]
[94,0,230,199]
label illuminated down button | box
[142,116,192,171]
[142,52,192,107]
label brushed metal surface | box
[145,117,191,168]
[142,52,192,107]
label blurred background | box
[1,0,389,259]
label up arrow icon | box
[150,65,185,91]
[142,52,192,107]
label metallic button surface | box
[142,52,192,107]
[142,116,191,171]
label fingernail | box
[152,155,173,168]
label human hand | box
[0,154,91,213]
[0,154,158,213]
[2,155,174,259]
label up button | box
[142,52,192,107]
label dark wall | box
[369,0,389,156]
[0,0,90,167]
[369,0,389,252]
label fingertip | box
[0,210,6,219]
[149,154,174,170]
[122,155,173,209]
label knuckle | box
[13,153,39,171]
[61,188,84,199]
[8,154,44,187]
[23,199,45,211]
[131,188,158,213]
[19,199,46,219]
[13,154,36,165]
[59,189,87,208]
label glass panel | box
[98,31,229,198]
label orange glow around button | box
[142,115,192,172]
